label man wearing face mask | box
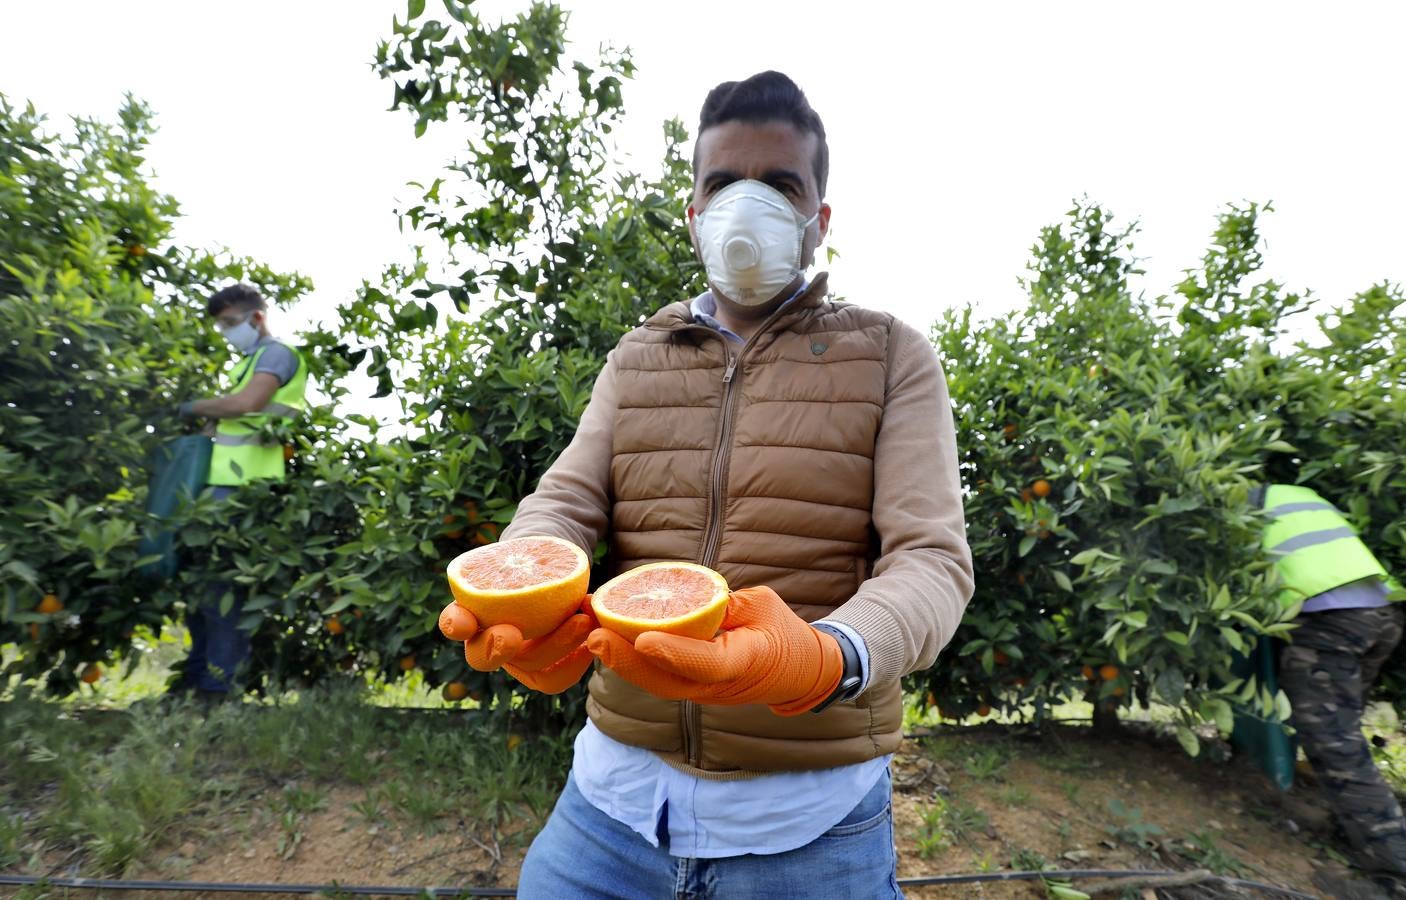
[171,283,306,700]
[439,71,971,897]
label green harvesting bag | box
[136,435,212,581]
[1230,636,1298,790]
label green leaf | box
[1141,559,1177,576]
[408,0,425,20]
[1154,667,1185,704]
[243,594,277,612]
[1219,627,1246,654]
[325,594,355,614]
[1051,569,1073,592]
[3,560,38,587]
[1018,535,1036,557]
[1175,725,1201,757]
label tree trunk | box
[1092,701,1122,735]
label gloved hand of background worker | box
[587,586,843,716]
[438,595,596,695]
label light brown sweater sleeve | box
[824,319,974,691]
[499,352,618,553]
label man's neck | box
[712,276,805,342]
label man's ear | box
[686,204,702,261]
[816,203,832,243]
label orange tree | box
[915,200,1405,749]
[0,95,312,692]
[156,0,701,726]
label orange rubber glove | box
[586,586,843,716]
[438,595,595,695]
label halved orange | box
[592,562,729,643]
[446,535,589,640]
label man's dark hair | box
[696,71,829,198]
[207,283,267,317]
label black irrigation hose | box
[0,868,1319,898]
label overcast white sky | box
[3,1,1404,341]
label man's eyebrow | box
[701,169,742,188]
[759,168,805,188]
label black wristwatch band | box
[810,623,863,713]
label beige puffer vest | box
[586,277,906,776]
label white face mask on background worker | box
[218,311,262,355]
[692,179,820,307]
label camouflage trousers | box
[1280,604,1406,878]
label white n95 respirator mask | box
[694,179,819,307]
[219,314,261,355]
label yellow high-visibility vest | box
[1260,484,1391,607]
[208,343,307,486]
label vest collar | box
[646,273,830,337]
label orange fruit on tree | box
[28,623,41,642]
[472,522,500,545]
[462,500,480,522]
[442,681,469,702]
[80,662,101,684]
[325,615,344,635]
[442,512,464,539]
[592,562,729,644]
[925,691,937,708]
[1032,479,1051,498]
[506,733,524,751]
[127,243,146,257]
[1081,664,1095,680]
[977,704,992,717]
[1111,686,1126,698]
[994,650,1010,666]
[1098,664,1120,682]
[1002,423,1018,441]
[283,444,295,462]
[399,654,417,671]
[447,535,590,640]
[37,593,62,614]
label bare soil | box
[56,724,1385,899]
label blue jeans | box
[178,486,249,693]
[517,768,903,899]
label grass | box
[1,621,475,713]
[0,676,573,877]
[1176,828,1255,877]
[911,792,993,859]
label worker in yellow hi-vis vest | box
[171,283,307,702]
[1256,483,1406,889]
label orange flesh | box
[455,538,581,591]
[600,569,721,619]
